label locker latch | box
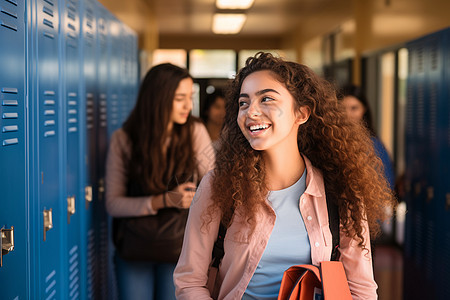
[67,196,76,224]
[1,226,15,267]
[98,178,105,201]
[426,187,434,202]
[85,185,93,209]
[43,209,53,241]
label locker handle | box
[426,187,434,202]
[67,196,76,224]
[43,209,53,241]
[98,178,105,201]
[85,185,93,210]
[1,226,14,267]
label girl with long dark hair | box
[106,63,215,299]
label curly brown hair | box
[207,52,396,248]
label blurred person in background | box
[105,63,215,299]
[339,84,395,190]
[201,89,226,150]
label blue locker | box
[80,0,98,298]
[95,4,115,299]
[0,0,29,298]
[60,0,83,298]
[435,28,450,300]
[28,0,63,298]
[404,27,450,299]
[404,37,428,300]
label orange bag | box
[278,261,352,300]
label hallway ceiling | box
[152,0,338,36]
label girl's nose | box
[247,102,262,117]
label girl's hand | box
[166,182,197,209]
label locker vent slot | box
[3,112,18,118]
[68,95,78,132]
[3,125,18,132]
[99,221,108,295]
[111,95,118,126]
[43,6,53,17]
[424,221,434,280]
[45,269,57,300]
[429,83,437,143]
[44,90,55,96]
[43,18,54,28]
[1,87,19,146]
[1,8,17,18]
[43,90,56,138]
[67,12,76,22]
[69,245,80,299]
[43,0,54,6]
[99,94,107,127]
[417,46,424,73]
[44,130,55,137]
[416,83,424,138]
[87,229,96,298]
[44,32,55,39]
[430,40,438,70]
[413,213,423,267]
[1,87,18,93]
[2,100,18,106]
[86,93,94,129]
[5,0,18,6]
[0,21,17,31]
[3,138,18,146]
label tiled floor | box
[373,244,403,300]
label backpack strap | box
[327,195,341,261]
[211,222,227,268]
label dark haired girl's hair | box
[123,63,198,194]
[206,52,395,249]
[339,84,376,136]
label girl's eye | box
[239,100,248,107]
[261,96,274,103]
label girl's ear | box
[295,106,311,125]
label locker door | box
[80,0,98,298]
[404,39,427,299]
[61,0,83,298]
[0,0,28,298]
[29,0,63,298]
[95,4,112,299]
[436,28,450,300]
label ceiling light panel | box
[216,0,254,10]
[212,13,247,34]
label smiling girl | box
[173,53,395,300]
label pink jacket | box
[174,156,377,300]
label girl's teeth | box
[250,124,269,131]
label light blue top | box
[242,169,311,300]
